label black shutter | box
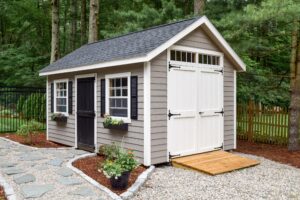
[101,79,105,117]
[51,83,54,113]
[131,76,138,120]
[68,81,73,114]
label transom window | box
[106,73,131,120]
[54,81,68,114]
[170,50,196,63]
[170,48,221,66]
[199,54,220,65]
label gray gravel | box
[133,153,300,200]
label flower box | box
[51,114,68,123]
[103,123,128,131]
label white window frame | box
[105,72,131,123]
[53,79,69,116]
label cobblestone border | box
[67,153,155,200]
[0,173,16,200]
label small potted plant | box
[51,113,68,123]
[103,114,128,131]
[99,143,138,190]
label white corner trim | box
[143,62,151,166]
[39,16,245,77]
[0,173,16,200]
[233,70,237,149]
[46,77,49,140]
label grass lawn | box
[0,117,45,133]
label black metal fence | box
[0,86,46,133]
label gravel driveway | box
[133,153,300,200]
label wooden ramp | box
[172,150,259,175]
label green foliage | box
[103,115,124,126]
[21,94,46,121]
[16,120,44,144]
[99,143,122,160]
[99,143,139,179]
[0,109,17,117]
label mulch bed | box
[0,133,67,148]
[236,139,300,168]
[73,155,146,195]
[0,186,6,200]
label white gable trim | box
[40,16,245,76]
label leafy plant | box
[17,120,43,144]
[22,93,46,121]
[0,109,17,117]
[99,143,121,160]
[99,143,139,179]
[103,114,124,127]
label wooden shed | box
[40,16,246,166]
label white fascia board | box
[39,56,147,76]
[40,16,245,77]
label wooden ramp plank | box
[172,150,259,175]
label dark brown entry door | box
[77,77,95,152]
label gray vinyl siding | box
[47,74,76,147]
[176,26,236,150]
[96,64,145,164]
[150,51,168,164]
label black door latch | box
[214,69,224,74]
[168,110,181,119]
[214,109,224,116]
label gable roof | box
[40,16,245,76]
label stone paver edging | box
[0,173,16,200]
[67,153,155,200]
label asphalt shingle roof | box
[40,17,200,73]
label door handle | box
[168,110,181,120]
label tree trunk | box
[62,0,69,54]
[194,0,205,16]
[70,0,77,50]
[50,0,59,64]
[88,0,99,43]
[288,20,300,151]
[80,0,87,45]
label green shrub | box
[99,143,139,179]
[0,109,16,116]
[17,120,43,144]
[16,95,26,113]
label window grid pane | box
[55,81,67,113]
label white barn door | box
[168,66,198,156]
[168,62,223,157]
[197,68,223,152]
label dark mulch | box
[73,155,146,195]
[0,133,67,148]
[0,186,6,200]
[236,139,300,168]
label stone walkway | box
[0,138,112,200]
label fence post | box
[247,100,254,142]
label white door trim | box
[46,77,49,140]
[75,73,97,151]
[144,62,151,166]
[233,70,237,149]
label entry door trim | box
[167,47,224,160]
[75,73,97,151]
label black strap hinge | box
[214,69,224,74]
[214,108,224,116]
[169,62,181,71]
[168,110,181,120]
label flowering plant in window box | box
[51,113,68,123]
[103,114,128,131]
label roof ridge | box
[87,16,201,46]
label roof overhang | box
[40,16,245,76]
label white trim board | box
[233,70,237,149]
[74,73,97,151]
[40,16,245,76]
[143,62,151,166]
